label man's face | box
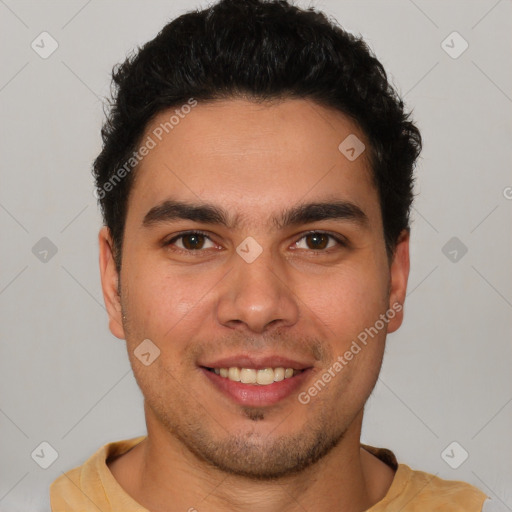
[99,98,409,478]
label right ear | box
[98,226,126,339]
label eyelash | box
[163,230,348,254]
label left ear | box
[386,228,410,334]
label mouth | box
[199,363,313,407]
[204,366,304,385]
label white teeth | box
[228,367,241,381]
[212,366,299,385]
[274,367,285,381]
[256,368,274,385]
[240,368,257,383]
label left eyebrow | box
[142,198,369,231]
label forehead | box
[126,98,380,229]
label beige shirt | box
[50,436,489,511]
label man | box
[50,0,497,510]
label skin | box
[99,98,409,512]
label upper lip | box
[199,354,314,371]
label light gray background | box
[1,0,511,510]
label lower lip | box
[200,367,312,407]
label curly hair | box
[93,0,422,272]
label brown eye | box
[181,233,206,250]
[294,231,346,251]
[305,233,329,250]
[166,231,215,251]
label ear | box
[386,228,410,334]
[98,226,126,339]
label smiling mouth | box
[204,366,305,386]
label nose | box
[215,247,300,334]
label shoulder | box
[50,466,88,511]
[49,464,81,492]
[49,435,146,511]
[360,444,492,511]
[390,464,489,511]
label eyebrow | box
[142,198,369,231]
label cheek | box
[305,261,389,340]
[326,321,387,412]
[122,259,211,349]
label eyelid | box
[163,229,348,252]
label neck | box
[119,408,389,512]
